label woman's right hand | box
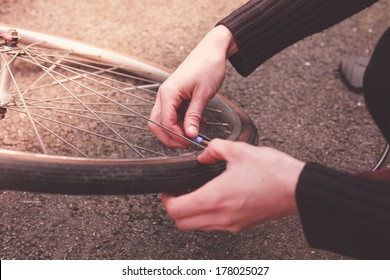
[148,25,237,147]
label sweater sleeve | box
[218,0,379,76]
[294,25,390,259]
[296,162,390,259]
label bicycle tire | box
[0,25,258,195]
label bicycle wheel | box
[0,25,258,195]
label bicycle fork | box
[0,29,20,120]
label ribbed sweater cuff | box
[218,0,378,77]
[296,162,390,259]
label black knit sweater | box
[218,0,390,259]
[219,0,379,77]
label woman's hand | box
[162,139,305,232]
[149,25,237,147]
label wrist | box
[284,159,305,215]
[207,25,237,58]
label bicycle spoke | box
[21,49,157,104]
[19,54,69,98]
[7,106,167,157]
[11,85,154,106]
[17,56,156,106]
[28,117,89,158]
[20,48,205,149]
[10,84,159,105]
[1,50,48,153]
[24,48,153,157]
[27,46,157,83]
[17,103,149,130]
[17,103,140,117]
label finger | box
[158,92,195,147]
[159,88,182,130]
[149,112,185,148]
[161,193,175,210]
[162,168,231,220]
[174,211,234,231]
[149,101,169,143]
[197,138,232,164]
[148,93,161,129]
[149,94,188,148]
[162,140,237,219]
[150,122,188,148]
[162,190,206,219]
[183,93,209,138]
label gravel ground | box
[1,0,389,260]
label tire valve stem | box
[191,136,209,147]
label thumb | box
[184,95,209,138]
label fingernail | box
[188,125,198,135]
